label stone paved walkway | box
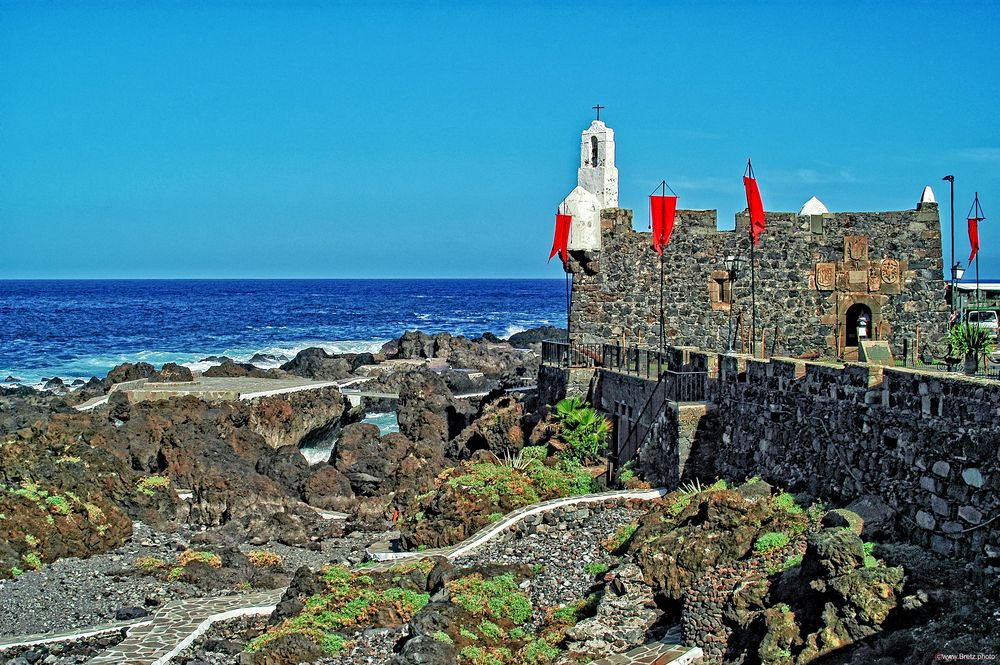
[593,642,703,664]
[87,590,282,665]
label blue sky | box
[1,0,997,279]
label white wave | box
[502,324,528,340]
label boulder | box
[507,326,567,347]
[301,465,355,511]
[279,348,353,380]
[156,363,193,382]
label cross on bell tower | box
[592,103,605,121]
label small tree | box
[949,323,996,373]
[552,397,610,463]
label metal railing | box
[542,340,679,380]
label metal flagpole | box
[747,160,758,357]
[659,181,666,354]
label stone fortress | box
[558,117,949,360]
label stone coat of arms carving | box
[816,263,836,291]
[880,258,900,284]
[845,236,868,261]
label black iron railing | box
[542,339,679,379]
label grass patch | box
[602,523,638,553]
[177,549,222,568]
[247,550,283,568]
[135,556,167,572]
[246,564,429,655]
[755,532,790,554]
[136,475,171,496]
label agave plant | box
[949,323,996,373]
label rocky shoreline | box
[1,327,997,665]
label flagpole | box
[659,181,666,354]
[975,192,981,308]
[747,160,758,357]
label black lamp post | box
[952,261,966,323]
[943,175,956,316]
[724,254,746,353]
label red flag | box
[650,195,678,255]
[548,214,572,265]
[743,176,766,245]
[969,217,981,263]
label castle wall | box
[586,349,999,562]
[568,202,948,359]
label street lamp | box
[724,255,746,353]
[951,262,967,323]
[943,175,956,317]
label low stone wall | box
[707,355,998,561]
[537,365,595,404]
[576,342,999,561]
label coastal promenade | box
[74,375,366,411]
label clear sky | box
[1,0,997,279]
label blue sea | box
[0,279,565,386]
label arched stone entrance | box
[845,303,873,347]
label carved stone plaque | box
[844,236,868,262]
[816,263,836,291]
[880,258,900,284]
[868,264,882,292]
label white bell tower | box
[559,110,620,252]
[578,119,618,209]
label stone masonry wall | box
[581,345,998,561]
[567,202,948,359]
[706,354,999,561]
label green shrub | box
[772,492,804,515]
[45,495,72,516]
[10,567,23,578]
[949,323,996,360]
[552,397,610,463]
[863,541,879,568]
[755,532,790,553]
[246,565,429,654]
[135,556,166,572]
[433,630,454,644]
[448,573,533,625]
[22,552,42,571]
[477,619,505,640]
[177,550,222,569]
[583,562,609,576]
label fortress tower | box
[559,119,619,252]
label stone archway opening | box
[845,303,873,347]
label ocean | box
[0,279,565,386]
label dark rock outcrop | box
[279,348,353,380]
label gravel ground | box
[0,522,384,639]
[452,502,648,622]
[0,629,127,665]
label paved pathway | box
[87,591,283,665]
[593,641,703,664]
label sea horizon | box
[0,278,566,386]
